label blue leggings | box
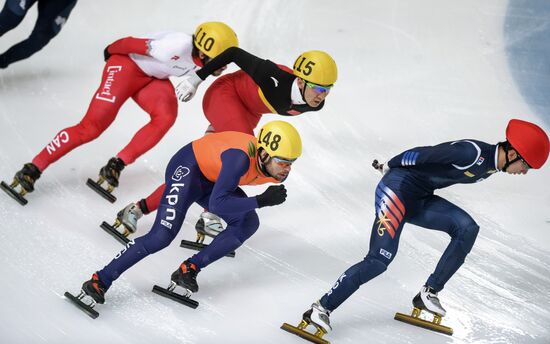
[97,144,260,289]
[320,178,479,311]
[0,0,77,68]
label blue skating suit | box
[0,0,77,68]
[320,139,500,311]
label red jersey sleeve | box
[107,37,150,56]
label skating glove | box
[372,159,390,175]
[103,46,111,61]
[256,185,287,208]
[175,72,203,102]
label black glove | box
[103,46,111,61]
[372,159,383,172]
[256,185,287,208]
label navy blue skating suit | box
[0,0,77,68]
[320,139,500,311]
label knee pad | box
[458,223,480,254]
[357,256,388,284]
[29,30,54,48]
[235,212,259,242]
[140,227,176,254]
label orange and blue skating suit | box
[97,131,279,289]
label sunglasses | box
[272,156,297,165]
[305,81,333,93]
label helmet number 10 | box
[294,57,316,76]
[195,27,215,52]
[259,129,281,151]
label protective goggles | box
[305,81,333,93]
[272,156,297,165]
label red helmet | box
[506,119,550,169]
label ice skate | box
[64,273,107,319]
[86,157,125,203]
[0,163,41,205]
[394,285,453,335]
[151,261,199,309]
[195,211,224,242]
[100,202,142,245]
[281,301,332,344]
[180,211,235,257]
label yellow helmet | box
[194,22,239,58]
[257,121,302,160]
[293,50,337,86]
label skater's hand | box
[256,185,287,208]
[372,159,390,175]
[103,46,111,61]
[175,72,203,102]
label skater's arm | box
[209,150,259,215]
[196,47,272,81]
[106,37,150,57]
[387,140,481,169]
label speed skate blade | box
[86,178,116,203]
[64,291,99,319]
[394,312,453,336]
[100,221,130,245]
[152,285,199,309]
[0,181,28,205]
[281,323,330,344]
[180,239,236,258]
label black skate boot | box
[1,163,41,205]
[64,273,107,319]
[81,273,107,304]
[86,157,125,203]
[152,260,200,309]
[281,301,331,344]
[171,260,199,293]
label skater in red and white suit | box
[5,22,238,201]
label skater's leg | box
[0,0,35,37]
[31,56,152,171]
[97,144,203,288]
[320,180,409,311]
[116,79,177,164]
[407,195,479,292]
[0,0,76,68]
[189,189,259,269]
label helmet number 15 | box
[294,57,316,76]
[259,129,281,151]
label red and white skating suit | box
[32,31,201,171]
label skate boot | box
[1,163,41,205]
[100,201,145,245]
[195,211,224,243]
[281,301,332,344]
[151,260,200,309]
[394,285,453,335]
[181,211,235,257]
[413,285,446,316]
[117,202,143,234]
[171,260,199,293]
[87,157,125,203]
[64,273,107,319]
[81,273,107,305]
